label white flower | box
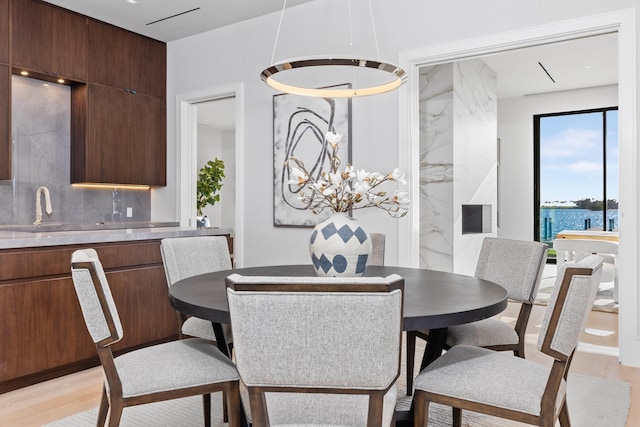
[288,167,308,186]
[285,135,409,217]
[342,164,354,180]
[353,180,370,196]
[325,131,343,148]
[393,190,411,205]
[328,172,342,186]
[392,168,407,185]
[356,169,369,183]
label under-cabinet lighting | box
[20,71,28,76]
[57,79,65,84]
[72,183,151,190]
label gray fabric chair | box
[412,254,603,427]
[370,232,386,266]
[406,237,547,395]
[225,273,404,427]
[160,236,232,344]
[70,248,241,427]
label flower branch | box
[286,132,409,218]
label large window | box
[534,107,618,248]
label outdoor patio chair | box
[553,238,618,302]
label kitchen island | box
[0,225,232,392]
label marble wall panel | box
[418,64,454,271]
[452,59,497,275]
[418,59,497,274]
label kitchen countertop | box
[0,225,233,249]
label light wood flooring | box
[0,302,638,426]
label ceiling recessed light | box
[126,0,138,4]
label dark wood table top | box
[168,265,508,332]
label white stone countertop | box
[0,226,233,249]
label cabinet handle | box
[131,89,137,94]
[125,88,130,93]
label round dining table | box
[168,264,508,426]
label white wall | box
[498,85,619,241]
[164,0,637,268]
[162,0,640,365]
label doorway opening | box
[194,97,236,231]
[177,84,245,266]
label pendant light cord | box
[368,0,381,60]
[348,0,357,90]
[271,0,288,65]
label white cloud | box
[567,161,602,173]
[541,128,601,160]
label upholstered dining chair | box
[406,237,547,395]
[160,236,233,344]
[70,248,241,427]
[370,232,386,266]
[225,273,405,427]
[412,254,603,427]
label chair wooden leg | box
[97,386,109,427]
[105,400,123,427]
[406,331,416,396]
[559,401,571,427]
[202,393,211,427]
[225,382,242,427]
[452,407,462,427]
[222,390,228,422]
[413,390,429,427]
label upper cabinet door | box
[51,7,87,81]
[0,0,8,64]
[88,19,130,89]
[12,0,52,72]
[89,20,165,97]
[12,0,87,81]
[129,33,166,98]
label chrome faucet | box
[34,186,53,225]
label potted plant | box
[196,158,225,228]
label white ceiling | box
[43,0,314,42]
[481,32,618,99]
[41,1,618,127]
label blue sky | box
[539,110,618,205]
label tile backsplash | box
[0,76,150,226]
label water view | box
[540,207,618,244]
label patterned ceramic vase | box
[309,213,372,277]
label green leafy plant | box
[197,158,225,216]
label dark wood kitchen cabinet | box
[0,240,179,393]
[11,0,87,82]
[88,19,166,98]
[0,64,9,180]
[0,0,8,64]
[71,84,166,186]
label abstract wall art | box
[273,84,352,227]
